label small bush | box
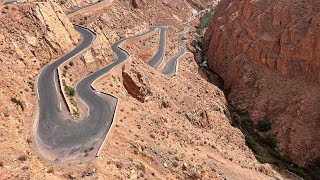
[115,161,123,169]
[150,133,156,139]
[69,61,74,66]
[11,98,24,111]
[172,161,179,168]
[65,86,75,96]
[262,134,277,148]
[139,164,146,173]
[18,155,27,161]
[257,120,272,132]
[245,136,258,154]
[46,167,54,174]
[62,69,67,77]
[231,114,240,127]
[21,166,29,171]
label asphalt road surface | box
[147,26,167,68]
[2,1,16,5]
[66,0,100,15]
[3,0,172,160]
[162,40,186,76]
[35,25,162,160]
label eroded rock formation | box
[122,60,152,103]
[186,0,216,10]
[204,0,320,166]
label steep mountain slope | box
[0,0,292,179]
[204,0,320,167]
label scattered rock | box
[164,163,168,168]
[185,110,213,128]
[182,162,188,171]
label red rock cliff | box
[204,0,320,166]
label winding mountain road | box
[2,1,16,5]
[161,40,186,76]
[35,25,163,160]
[66,0,101,15]
[147,26,167,68]
[4,0,183,160]
[32,1,165,160]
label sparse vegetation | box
[27,81,34,91]
[62,69,67,77]
[172,161,179,168]
[65,85,75,96]
[150,133,156,139]
[229,107,319,180]
[262,134,276,148]
[257,120,272,132]
[196,9,213,36]
[115,161,123,169]
[46,167,54,174]
[18,155,27,161]
[11,98,24,111]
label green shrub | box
[196,9,213,35]
[11,98,24,111]
[245,136,258,154]
[65,86,75,96]
[262,134,277,148]
[231,114,240,127]
[257,120,272,132]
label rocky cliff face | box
[204,0,320,166]
[27,0,97,11]
[186,0,214,10]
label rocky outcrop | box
[27,0,97,11]
[131,0,142,8]
[122,60,152,103]
[186,0,216,10]
[204,0,320,166]
[0,2,79,64]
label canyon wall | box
[204,0,320,166]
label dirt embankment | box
[204,0,320,167]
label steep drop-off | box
[204,0,320,167]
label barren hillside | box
[0,0,298,179]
